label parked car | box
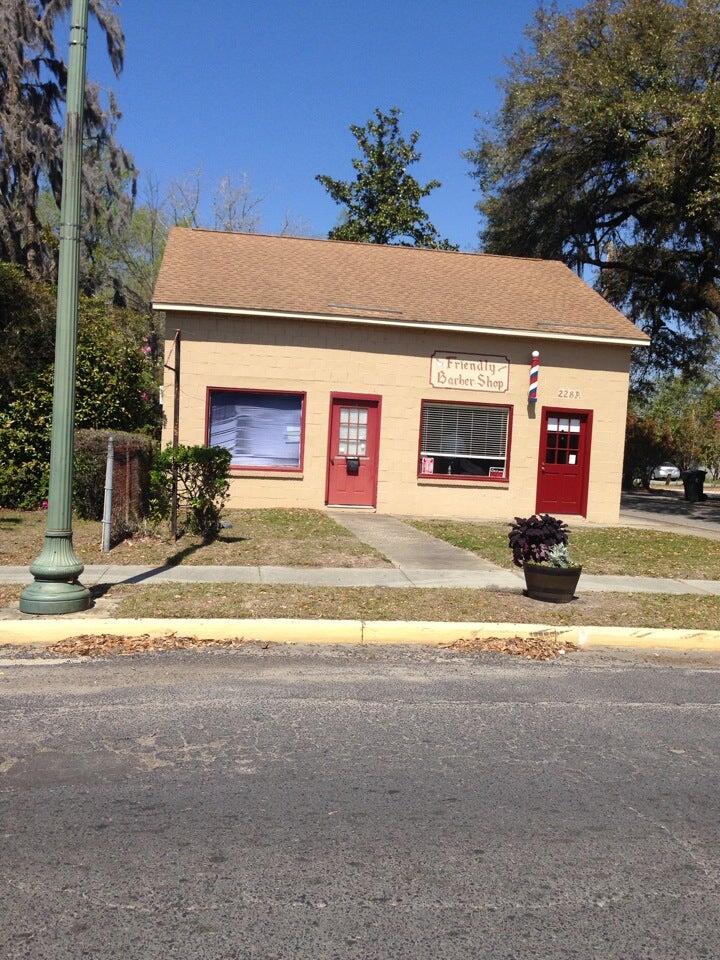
[652,463,681,482]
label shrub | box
[151,445,231,540]
[0,369,53,509]
[74,429,154,524]
[546,543,573,568]
[0,262,56,401]
[508,514,569,567]
[0,290,160,509]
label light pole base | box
[19,579,91,615]
[20,531,91,615]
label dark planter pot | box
[523,562,582,604]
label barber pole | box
[529,350,540,404]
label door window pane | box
[545,413,584,467]
[338,407,370,457]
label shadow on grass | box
[93,532,253,595]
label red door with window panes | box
[326,395,381,507]
[535,409,592,516]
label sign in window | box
[419,402,510,479]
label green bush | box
[0,280,160,509]
[151,445,231,540]
[0,370,54,509]
[0,262,56,401]
[74,429,155,522]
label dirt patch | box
[446,633,577,661]
[48,632,264,658]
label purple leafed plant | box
[508,514,570,567]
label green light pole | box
[20,0,91,615]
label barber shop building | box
[153,228,648,523]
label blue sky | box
[84,0,576,250]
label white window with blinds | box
[419,402,510,479]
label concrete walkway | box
[620,489,720,540]
[2,564,720,595]
[329,511,500,570]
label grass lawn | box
[0,509,388,568]
[97,583,720,630]
[409,519,720,580]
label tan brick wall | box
[162,312,632,523]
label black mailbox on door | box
[346,457,360,475]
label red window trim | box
[205,386,307,474]
[416,398,514,483]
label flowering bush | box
[508,514,570,567]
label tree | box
[109,176,169,315]
[622,409,674,489]
[0,278,160,509]
[648,374,720,473]
[166,169,265,233]
[0,0,135,279]
[623,373,720,487]
[467,0,720,382]
[0,262,56,400]
[317,107,457,249]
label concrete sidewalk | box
[2,564,720,595]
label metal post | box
[170,329,181,540]
[124,441,131,526]
[20,0,91,614]
[100,436,115,553]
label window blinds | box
[420,403,509,460]
[209,391,302,467]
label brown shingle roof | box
[153,227,649,344]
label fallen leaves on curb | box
[48,633,258,658]
[446,634,577,661]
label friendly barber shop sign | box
[430,352,509,393]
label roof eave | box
[151,301,650,348]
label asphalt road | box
[1,643,719,959]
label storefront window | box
[208,389,304,469]
[419,401,510,479]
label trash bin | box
[681,469,707,503]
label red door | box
[326,395,381,507]
[536,409,592,516]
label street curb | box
[1,618,720,652]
